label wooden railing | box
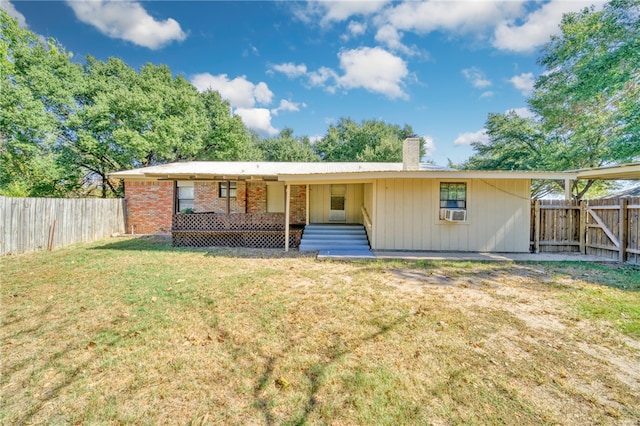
[361,205,373,247]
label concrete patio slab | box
[318,250,617,262]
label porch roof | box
[573,162,640,180]
[109,161,577,181]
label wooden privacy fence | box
[532,197,640,265]
[0,196,126,256]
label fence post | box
[534,200,540,254]
[579,200,586,254]
[620,198,628,263]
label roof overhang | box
[574,163,640,180]
[278,170,576,184]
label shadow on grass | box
[92,236,315,259]
[247,315,408,425]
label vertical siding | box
[372,178,530,252]
[309,184,364,224]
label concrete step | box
[299,242,369,251]
[299,224,371,253]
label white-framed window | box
[439,182,466,220]
[176,181,194,213]
[219,181,237,198]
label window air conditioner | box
[444,209,467,222]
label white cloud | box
[271,62,308,78]
[337,47,409,99]
[190,73,273,109]
[271,99,305,116]
[462,67,492,89]
[348,21,367,37]
[493,0,602,53]
[1,0,27,27]
[454,129,489,146]
[254,82,273,105]
[509,72,535,95]
[308,67,339,90]
[191,73,278,135]
[297,0,389,25]
[374,24,416,55]
[480,91,494,99]
[382,1,524,35]
[422,135,436,157]
[506,107,537,119]
[66,0,186,50]
[235,108,278,136]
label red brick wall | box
[124,180,174,234]
[246,182,266,213]
[290,185,306,224]
[194,181,247,213]
[124,180,308,234]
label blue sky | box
[2,0,603,165]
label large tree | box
[63,58,209,197]
[198,90,261,161]
[313,118,419,162]
[0,10,82,196]
[464,0,639,199]
[257,128,319,162]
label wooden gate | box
[532,197,640,265]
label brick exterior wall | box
[246,182,266,213]
[124,180,308,234]
[289,185,306,225]
[194,181,246,213]
[124,180,174,234]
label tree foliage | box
[0,10,81,196]
[1,11,425,198]
[464,0,639,199]
[257,128,319,162]
[314,118,419,162]
[198,90,262,161]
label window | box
[219,181,237,198]
[439,182,466,219]
[176,182,194,213]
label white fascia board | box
[278,170,576,183]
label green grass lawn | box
[2,237,639,425]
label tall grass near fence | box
[0,196,125,255]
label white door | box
[329,184,347,222]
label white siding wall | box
[372,178,531,252]
[309,184,364,224]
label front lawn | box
[2,237,639,425]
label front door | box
[329,184,346,222]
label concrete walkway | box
[318,250,616,262]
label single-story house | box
[109,138,640,253]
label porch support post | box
[305,184,310,225]
[285,184,291,252]
[226,180,231,214]
[564,178,572,201]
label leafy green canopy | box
[464,0,639,199]
[1,10,424,198]
[314,118,420,162]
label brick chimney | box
[402,137,421,171]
